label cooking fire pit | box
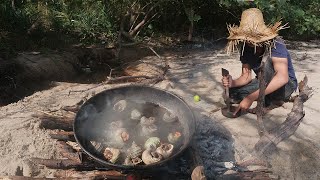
[73,85,196,170]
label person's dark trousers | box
[229,57,296,106]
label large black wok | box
[74,85,195,170]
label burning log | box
[255,76,313,155]
[54,170,126,179]
[31,158,81,169]
[30,158,106,171]
[39,119,73,131]
[56,141,81,163]
[49,131,75,141]
[33,111,74,131]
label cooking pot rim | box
[73,85,196,170]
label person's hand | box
[221,75,233,88]
[233,96,254,116]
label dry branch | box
[56,141,81,163]
[33,111,74,131]
[255,76,313,155]
[54,170,126,179]
[49,131,75,141]
[39,119,73,131]
[31,158,81,170]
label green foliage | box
[0,0,319,52]
[219,0,320,39]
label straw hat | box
[226,8,287,54]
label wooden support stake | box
[255,76,313,155]
[256,61,268,136]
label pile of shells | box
[97,99,183,165]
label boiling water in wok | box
[82,100,184,166]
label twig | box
[68,74,165,94]
[148,47,161,59]
[254,76,313,155]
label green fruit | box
[194,95,200,102]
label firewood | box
[56,141,81,163]
[54,170,126,179]
[0,176,54,180]
[49,131,75,141]
[255,76,313,155]
[31,158,81,169]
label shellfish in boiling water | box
[90,141,103,152]
[127,141,143,159]
[162,112,177,123]
[113,100,127,112]
[141,124,158,136]
[144,137,160,150]
[110,120,124,129]
[156,143,174,159]
[108,128,129,148]
[103,147,120,163]
[141,149,163,165]
[131,109,142,120]
[168,131,182,144]
[125,141,143,165]
[140,116,156,126]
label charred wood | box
[56,141,81,163]
[31,158,81,170]
[54,170,126,179]
[49,131,75,141]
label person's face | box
[246,42,264,55]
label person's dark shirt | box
[240,39,297,89]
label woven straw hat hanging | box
[226,8,288,54]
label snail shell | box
[110,120,124,129]
[90,141,103,152]
[140,116,156,126]
[124,157,133,166]
[108,128,129,148]
[144,137,160,150]
[127,141,143,159]
[131,109,142,120]
[156,143,174,159]
[113,100,127,112]
[168,131,182,144]
[142,149,163,165]
[103,147,120,163]
[162,112,177,123]
[141,124,158,136]
[124,156,142,165]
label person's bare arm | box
[222,64,252,88]
[234,57,289,114]
[232,64,252,87]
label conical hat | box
[226,8,287,54]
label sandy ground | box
[0,41,319,179]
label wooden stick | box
[56,141,81,163]
[49,131,75,141]
[39,119,73,131]
[0,176,55,180]
[31,158,81,169]
[256,61,268,136]
[54,170,126,179]
[255,76,313,155]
